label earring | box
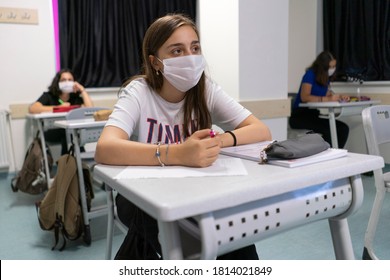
[156,69,159,76]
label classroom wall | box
[288,0,318,93]
[0,0,55,106]
[199,0,289,141]
[1,0,291,172]
[2,0,388,172]
[0,0,54,171]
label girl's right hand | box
[177,129,221,167]
[331,94,350,102]
[339,95,350,102]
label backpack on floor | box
[36,150,94,251]
[11,133,53,195]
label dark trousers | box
[116,194,259,260]
[289,108,349,148]
[44,128,85,155]
[44,128,68,155]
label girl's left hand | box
[73,81,85,93]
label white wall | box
[288,0,318,93]
[0,0,56,171]
[198,0,239,100]
[198,0,289,101]
[239,0,289,141]
[199,0,289,141]
[0,0,56,107]
[239,0,288,101]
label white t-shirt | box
[106,77,251,144]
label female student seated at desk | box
[29,69,93,154]
[95,14,271,260]
[289,50,350,148]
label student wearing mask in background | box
[95,14,272,259]
[29,69,93,154]
[289,51,350,148]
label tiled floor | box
[1,167,389,260]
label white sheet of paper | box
[114,157,248,179]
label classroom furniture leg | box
[158,220,183,260]
[105,184,115,260]
[328,108,339,148]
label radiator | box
[0,110,10,169]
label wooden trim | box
[9,104,29,119]
[239,99,291,119]
[92,99,117,109]
[10,98,290,120]
[9,99,117,119]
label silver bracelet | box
[155,142,165,167]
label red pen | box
[210,129,216,138]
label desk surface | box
[299,100,380,109]
[26,112,68,119]
[94,153,383,222]
[54,119,106,129]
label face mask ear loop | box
[154,56,163,75]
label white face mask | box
[58,81,75,94]
[328,67,336,76]
[157,55,206,92]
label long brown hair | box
[308,51,336,86]
[122,14,211,137]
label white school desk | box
[27,112,68,190]
[54,118,107,244]
[94,152,383,260]
[299,100,380,148]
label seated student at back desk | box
[289,51,350,148]
[29,69,93,155]
[95,14,272,259]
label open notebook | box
[220,141,348,168]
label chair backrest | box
[65,107,109,148]
[362,105,390,156]
[66,107,109,120]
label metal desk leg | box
[71,129,91,245]
[328,218,355,259]
[363,170,386,260]
[105,184,115,260]
[158,220,183,259]
[328,174,364,260]
[328,108,339,148]
[37,120,51,190]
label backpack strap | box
[54,154,77,217]
[52,153,78,250]
[54,213,67,251]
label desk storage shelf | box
[194,177,355,259]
